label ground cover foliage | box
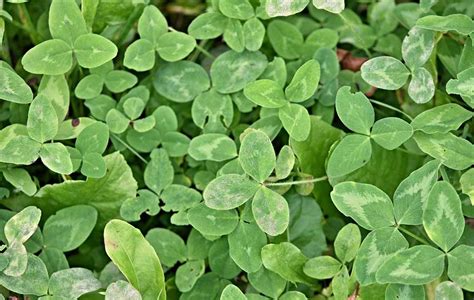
[0,0,473,299]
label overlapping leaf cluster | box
[0,0,473,299]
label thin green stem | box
[264,176,328,187]
[398,226,430,245]
[111,133,149,164]
[17,3,41,44]
[369,99,414,121]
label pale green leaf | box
[157,32,196,62]
[402,27,435,70]
[49,0,88,45]
[416,14,474,35]
[411,103,472,134]
[393,159,440,225]
[146,228,186,268]
[220,284,246,300]
[267,20,303,60]
[204,174,259,210]
[243,79,287,108]
[335,86,374,135]
[248,267,286,298]
[75,122,109,155]
[361,56,410,90]
[123,39,156,72]
[446,67,474,98]
[104,70,138,94]
[43,205,98,252]
[385,284,425,300]
[265,0,309,17]
[4,206,41,245]
[49,268,101,299]
[376,245,445,285]
[408,67,435,104]
[371,117,413,150]
[326,134,372,178]
[0,254,48,296]
[435,281,463,300]
[138,5,168,44]
[447,245,474,292]
[106,280,142,300]
[303,256,341,279]
[243,18,265,51]
[220,0,254,20]
[334,223,361,263]
[252,186,289,236]
[285,59,320,102]
[27,94,59,143]
[313,0,344,14]
[423,181,464,252]
[330,182,395,230]
[275,146,295,180]
[39,142,73,174]
[74,74,104,99]
[460,168,474,205]
[81,152,107,178]
[228,221,267,273]
[144,149,173,195]
[22,39,73,75]
[2,168,37,196]
[279,103,311,142]
[106,109,129,134]
[0,65,33,104]
[188,203,239,237]
[189,134,237,162]
[187,12,228,40]
[239,129,276,183]
[176,260,205,292]
[104,219,166,300]
[73,34,118,69]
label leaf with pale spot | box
[408,67,435,104]
[385,284,426,300]
[313,0,345,14]
[188,203,239,237]
[330,182,395,230]
[402,27,435,70]
[285,59,320,103]
[49,268,101,299]
[105,281,142,300]
[361,56,410,90]
[204,174,259,210]
[279,103,311,142]
[411,103,473,134]
[189,134,237,162]
[244,79,287,108]
[335,86,374,135]
[0,65,33,104]
[447,245,474,292]
[239,130,276,183]
[265,0,309,17]
[371,117,413,150]
[252,186,289,236]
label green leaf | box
[285,59,320,102]
[49,0,88,45]
[3,242,27,276]
[146,228,186,268]
[176,260,205,292]
[81,152,107,178]
[2,168,37,196]
[416,14,474,35]
[144,149,173,195]
[38,75,70,123]
[75,74,104,99]
[252,186,289,236]
[354,228,409,285]
[22,39,73,75]
[330,182,395,230]
[333,266,350,300]
[460,168,474,205]
[187,12,228,40]
[361,56,410,90]
[3,152,137,229]
[157,32,196,62]
[239,129,276,183]
[161,185,201,212]
[204,174,259,210]
[385,284,426,300]
[106,280,142,300]
[265,0,309,17]
[423,181,464,252]
[123,97,145,120]
[220,284,246,300]
[27,94,59,143]
[0,254,48,296]
[267,20,303,60]
[303,256,341,279]
[243,18,265,52]
[106,109,129,134]
[376,245,445,285]
[413,132,474,171]
[104,70,138,94]
[104,219,166,300]
[222,20,244,52]
[154,61,210,102]
[402,27,435,70]
[0,65,33,104]
[188,203,239,236]
[76,122,109,154]
[248,267,286,298]
[393,159,440,225]
[408,67,435,104]
[275,146,295,180]
[326,134,372,178]
[209,238,241,279]
[446,67,474,98]
[121,189,160,221]
[371,117,413,150]
[228,221,267,273]
[0,134,42,165]
[261,242,312,285]
[279,103,311,142]
[335,86,374,135]
[211,50,268,94]
[243,79,287,108]
[313,0,344,14]
[334,223,361,263]
[49,268,101,298]
[189,134,237,162]
[411,104,473,134]
[4,206,40,245]
[43,205,98,252]
[447,245,474,291]
[138,5,168,44]
[220,0,254,20]
[39,142,73,174]
[73,34,118,69]
[435,281,464,300]
[123,39,156,72]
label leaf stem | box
[264,176,328,187]
[398,226,430,245]
[369,99,413,121]
[110,133,149,164]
